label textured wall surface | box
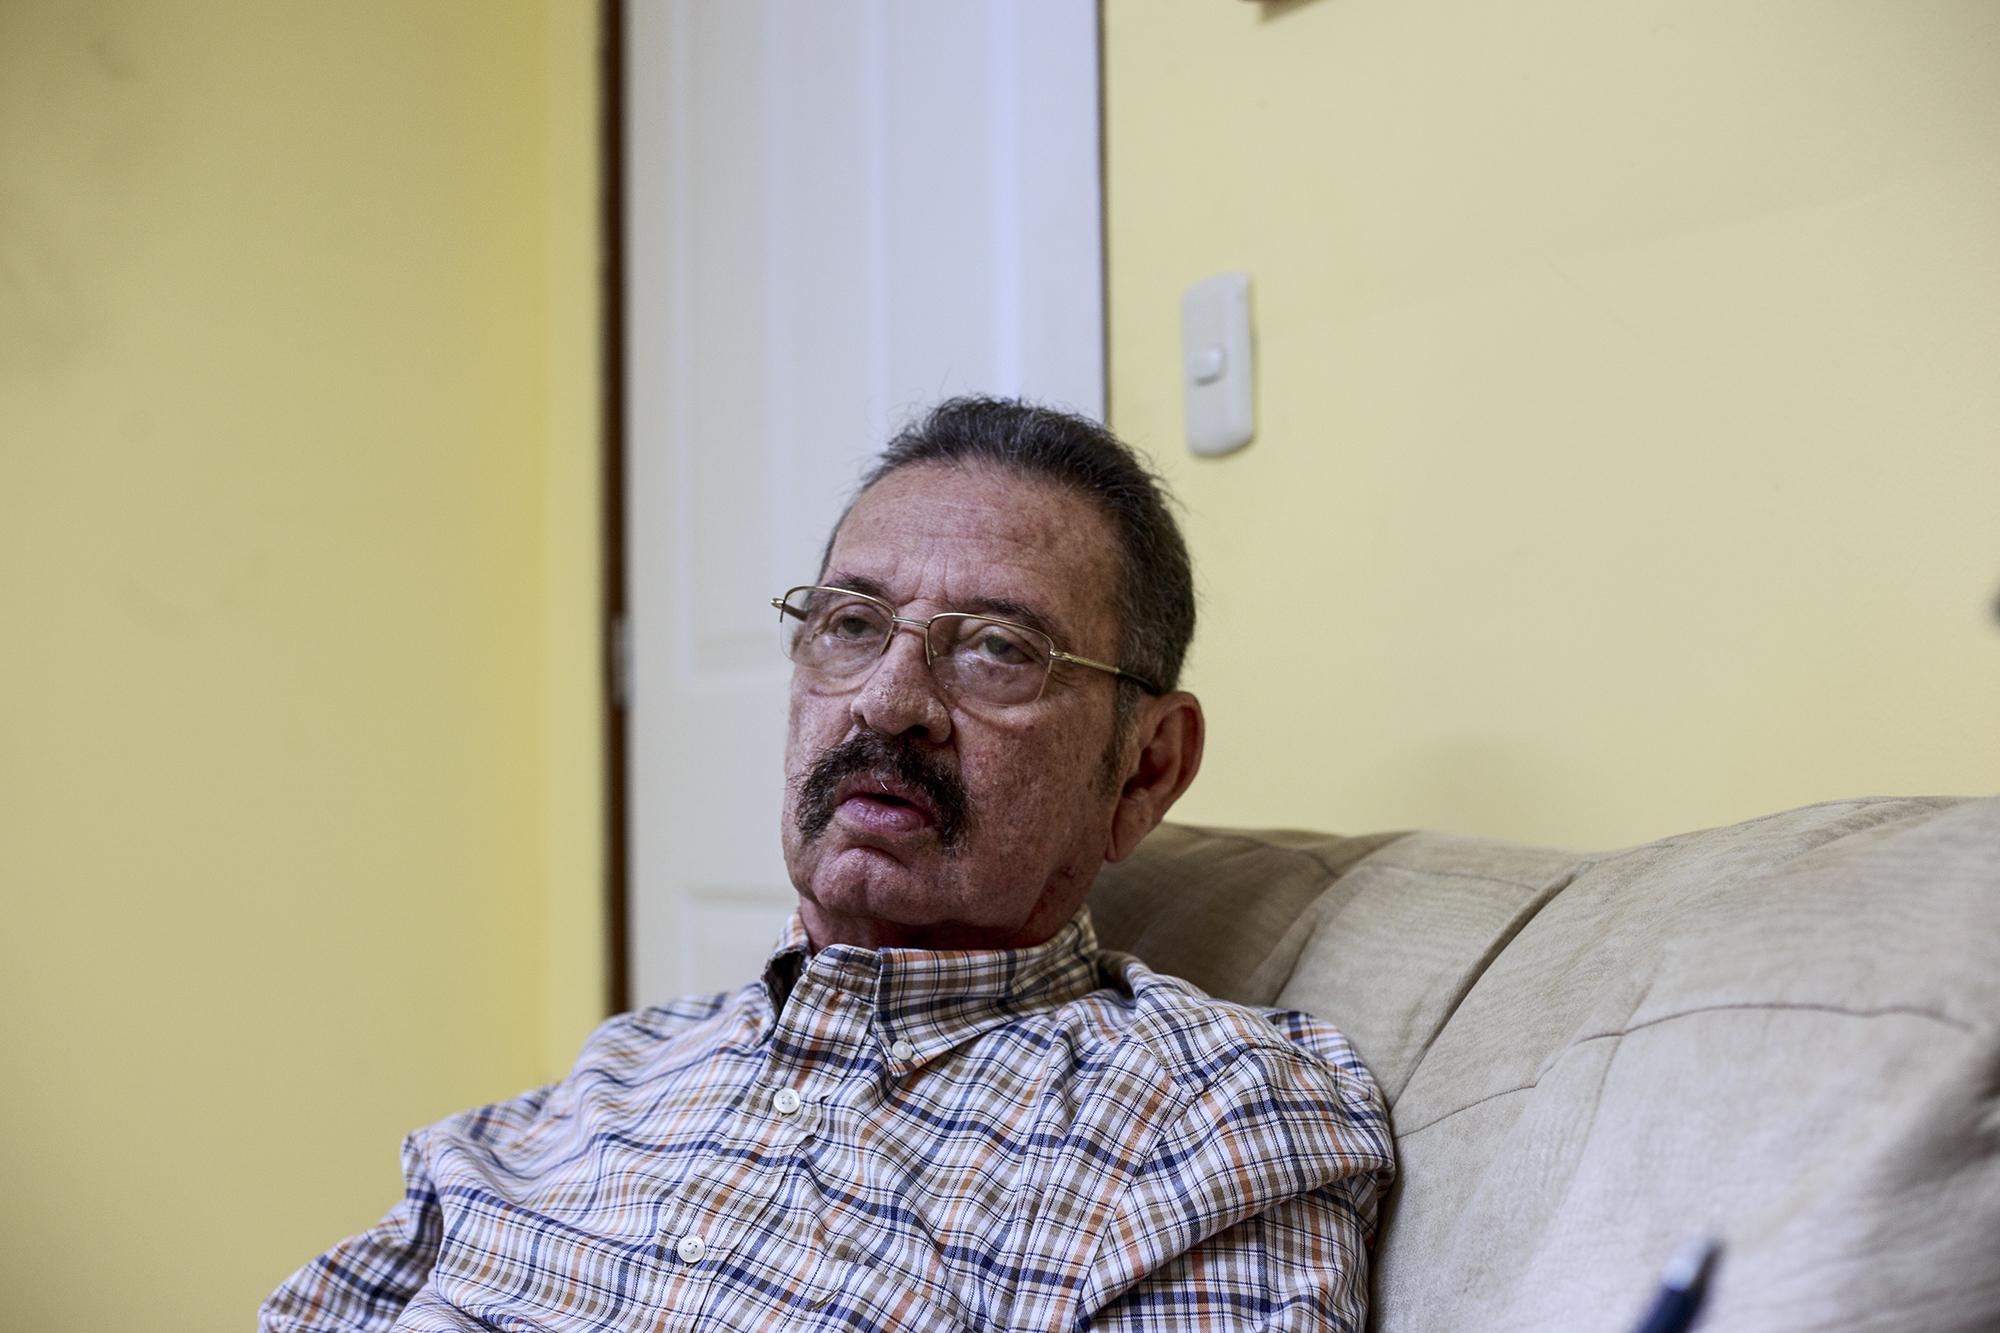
[1105,0,2000,847]
[0,3,603,1326]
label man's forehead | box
[823,463,1120,641]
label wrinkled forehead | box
[821,462,1123,652]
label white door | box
[624,1,1105,1004]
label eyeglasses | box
[772,585,1160,706]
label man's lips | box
[832,774,940,834]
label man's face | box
[780,462,1130,951]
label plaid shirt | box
[263,912,1393,1331]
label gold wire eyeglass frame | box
[772,585,1160,703]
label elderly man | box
[263,398,1392,1331]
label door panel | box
[625,0,1104,1004]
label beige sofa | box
[1089,795,2000,1332]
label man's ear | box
[1105,691,1205,864]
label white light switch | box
[1181,272,1254,456]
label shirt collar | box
[760,909,1103,1060]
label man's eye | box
[971,628,1034,666]
[826,611,880,641]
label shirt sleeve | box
[256,1132,447,1333]
[1075,1010,1395,1331]
[1081,1182,1383,1332]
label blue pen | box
[1629,1236,1721,1333]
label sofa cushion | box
[1091,826,1582,1103]
[1271,835,1579,1102]
[1090,795,2000,1332]
[1087,824,1406,1007]
[1376,797,1998,1331]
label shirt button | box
[772,1086,802,1116]
[890,1039,916,1062]
[676,1233,707,1264]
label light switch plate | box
[1181,271,1254,456]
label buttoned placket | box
[636,918,1100,1328]
[657,949,893,1327]
[789,958,885,1317]
[640,1005,781,1326]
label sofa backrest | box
[1089,795,2000,1332]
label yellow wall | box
[0,3,604,1328]
[1106,0,2000,848]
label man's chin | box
[793,857,962,950]
[801,840,934,897]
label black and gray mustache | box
[793,732,971,854]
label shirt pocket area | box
[428,1190,662,1329]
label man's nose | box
[849,622,953,743]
